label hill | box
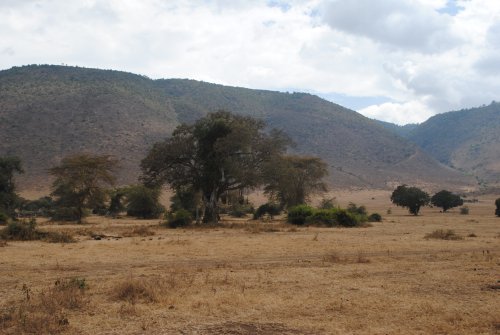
[406,103,500,188]
[0,65,473,191]
[375,120,419,138]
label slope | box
[407,103,500,187]
[0,65,473,191]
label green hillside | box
[0,65,472,191]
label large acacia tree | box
[49,153,119,223]
[141,111,289,223]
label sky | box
[1,0,499,125]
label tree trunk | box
[202,188,218,224]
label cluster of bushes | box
[287,203,381,227]
[0,218,74,243]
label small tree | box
[390,185,430,215]
[0,156,24,221]
[124,185,164,219]
[263,155,328,207]
[496,198,500,217]
[49,153,118,223]
[431,190,463,212]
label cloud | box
[322,0,460,52]
[359,100,434,125]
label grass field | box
[0,190,499,334]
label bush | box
[166,209,193,228]
[51,207,82,222]
[1,218,38,240]
[460,206,469,215]
[0,210,10,224]
[496,198,500,217]
[228,203,254,218]
[125,185,165,219]
[305,209,336,226]
[253,203,281,219]
[347,202,367,216]
[287,205,314,225]
[368,213,382,222]
[319,198,335,209]
[334,209,360,227]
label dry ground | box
[1,190,499,334]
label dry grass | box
[424,229,464,240]
[0,190,499,334]
[122,225,155,237]
[0,278,88,334]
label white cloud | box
[0,0,499,125]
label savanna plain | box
[1,190,499,334]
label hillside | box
[375,120,419,138]
[0,65,473,191]
[406,103,500,187]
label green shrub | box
[1,218,38,240]
[305,209,336,226]
[333,209,360,227]
[166,209,193,228]
[0,210,10,224]
[319,198,335,209]
[228,203,254,218]
[368,213,382,222]
[287,205,314,225]
[125,185,165,219]
[495,198,500,217]
[347,203,367,216]
[460,206,469,215]
[253,203,281,219]
[51,207,83,222]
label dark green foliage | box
[288,206,366,227]
[347,203,367,216]
[431,190,463,212]
[368,213,382,222]
[263,155,328,207]
[390,185,430,215]
[108,188,127,217]
[319,198,336,209]
[496,198,500,217]
[0,210,9,224]
[1,218,38,240]
[169,186,201,218]
[19,196,55,217]
[49,153,118,223]
[51,207,82,222]
[287,205,314,225]
[166,209,193,228]
[141,111,289,223]
[253,203,282,219]
[0,156,23,220]
[228,203,254,218]
[305,209,336,226]
[124,185,164,219]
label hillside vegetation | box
[0,65,472,190]
[406,103,500,187]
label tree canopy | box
[390,185,430,215]
[263,155,328,207]
[431,190,463,212]
[141,111,291,223]
[49,153,119,223]
[0,156,24,221]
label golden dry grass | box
[1,190,499,334]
